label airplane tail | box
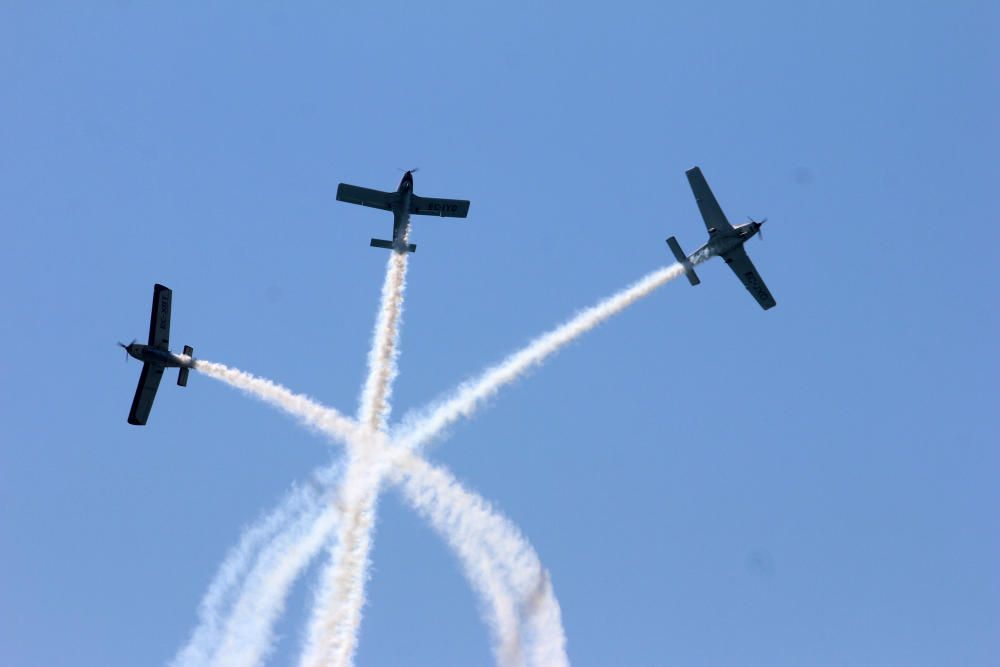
[666,236,700,286]
[370,238,417,253]
[178,345,194,386]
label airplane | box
[336,170,470,253]
[120,283,195,425]
[666,166,777,310]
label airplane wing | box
[686,167,733,234]
[409,195,470,218]
[336,184,395,211]
[148,283,171,350]
[721,246,777,310]
[127,362,164,425]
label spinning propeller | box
[118,339,136,361]
[747,216,768,240]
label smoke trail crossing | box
[176,431,551,667]
[301,250,410,667]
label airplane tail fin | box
[178,345,194,387]
[370,238,417,253]
[666,236,700,286]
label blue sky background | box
[1,1,997,665]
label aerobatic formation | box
[121,167,775,666]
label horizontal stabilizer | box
[666,236,700,286]
[178,345,193,387]
[370,238,417,253]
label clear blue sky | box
[1,2,997,665]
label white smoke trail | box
[521,571,565,667]
[195,361,361,446]
[299,451,382,667]
[208,498,340,667]
[394,263,688,452]
[170,483,321,667]
[358,250,409,431]
[390,450,569,667]
[301,250,410,667]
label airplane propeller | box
[748,216,768,240]
[118,339,136,361]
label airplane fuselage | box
[126,343,194,368]
[690,221,762,264]
[390,172,414,247]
